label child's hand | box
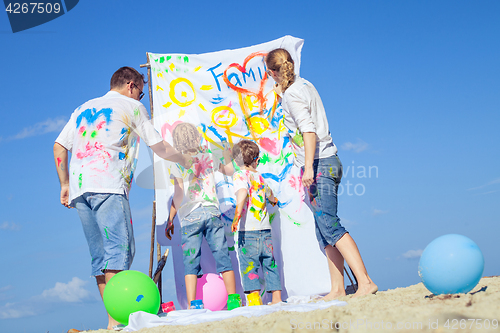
[270,198,278,207]
[231,220,239,233]
[165,220,174,240]
[222,140,232,157]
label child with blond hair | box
[231,140,282,304]
[165,122,236,307]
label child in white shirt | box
[165,122,236,307]
[231,140,281,304]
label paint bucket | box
[161,301,176,313]
[246,292,262,306]
[227,293,242,310]
[190,299,204,309]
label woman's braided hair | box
[266,48,295,91]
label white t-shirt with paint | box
[170,147,222,226]
[233,169,272,231]
[56,91,163,206]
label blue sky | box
[1,1,499,332]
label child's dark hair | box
[232,140,260,167]
[172,122,200,154]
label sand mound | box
[88,276,500,333]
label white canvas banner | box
[149,36,330,309]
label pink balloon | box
[195,273,228,311]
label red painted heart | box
[222,51,269,113]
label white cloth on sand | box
[123,297,347,331]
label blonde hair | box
[172,123,201,154]
[266,48,295,91]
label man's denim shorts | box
[305,155,348,249]
[180,205,233,276]
[74,193,135,277]
[237,229,281,293]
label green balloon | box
[103,270,160,325]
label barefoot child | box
[231,140,282,304]
[165,122,236,307]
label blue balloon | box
[418,234,484,295]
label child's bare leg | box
[221,270,236,294]
[322,245,346,301]
[185,274,198,306]
[335,233,378,298]
[270,290,282,304]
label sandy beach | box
[85,276,499,333]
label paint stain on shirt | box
[76,107,113,128]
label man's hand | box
[165,221,174,240]
[301,167,314,188]
[181,154,194,169]
[60,185,71,208]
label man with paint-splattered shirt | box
[53,67,189,331]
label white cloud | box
[0,285,14,302]
[339,216,357,227]
[0,221,21,231]
[40,277,92,303]
[402,249,423,259]
[341,139,369,153]
[0,285,14,293]
[472,190,499,196]
[0,277,94,319]
[0,303,37,319]
[372,209,389,216]
[3,117,66,141]
[468,177,500,191]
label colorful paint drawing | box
[150,36,332,309]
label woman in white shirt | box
[266,48,377,298]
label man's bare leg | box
[96,270,121,330]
